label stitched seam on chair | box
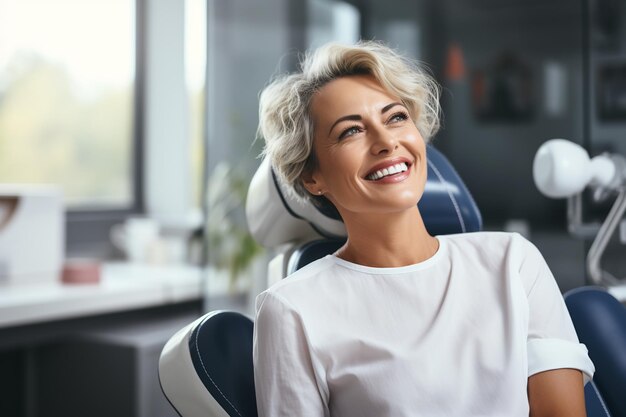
[591,382,612,417]
[272,168,340,239]
[427,159,466,233]
[271,168,304,220]
[194,320,243,417]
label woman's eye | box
[339,125,361,140]
[388,112,409,124]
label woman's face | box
[304,74,428,216]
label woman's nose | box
[369,127,399,155]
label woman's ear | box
[301,169,325,196]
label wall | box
[435,0,584,228]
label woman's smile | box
[364,157,413,183]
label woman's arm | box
[528,368,586,417]
[253,291,327,417]
[517,235,594,416]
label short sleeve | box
[253,290,328,417]
[517,236,595,384]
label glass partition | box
[202,0,360,313]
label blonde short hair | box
[258,40,441,205]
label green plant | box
[205,162,264,287]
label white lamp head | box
[533,139,616,198]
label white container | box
[0,185,64,285]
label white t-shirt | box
[253,232,595,417]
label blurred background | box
[1,0,625,415]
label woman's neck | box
[335,206,439,268]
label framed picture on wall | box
[471,52,534,123]
[597,63,626,121]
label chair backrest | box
[189,311,257,417]
[418,145,483,236]
[159,311,258,417]
[565,287,626,417]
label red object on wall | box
[445,43,466,82]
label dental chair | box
[158,146,610,417]
[565,287,626,417]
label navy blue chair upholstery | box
[420,145,482,236]
[565,287,626,417]
[585,382,613,417]
[188,312,258,417]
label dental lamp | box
[533,138,626,286]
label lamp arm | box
[566,193,602,239]
[586,187,626,286]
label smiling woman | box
[253,41,595,417]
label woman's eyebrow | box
[327,102,405,136]
[328,115,361,135]
[382,102,404,113]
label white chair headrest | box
[245,158,346,248]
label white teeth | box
[366,162,408,180]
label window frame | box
[65,0,146,257]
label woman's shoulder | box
[441,231,538,263]
[256,255,338,310]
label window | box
[0,0,137,209]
